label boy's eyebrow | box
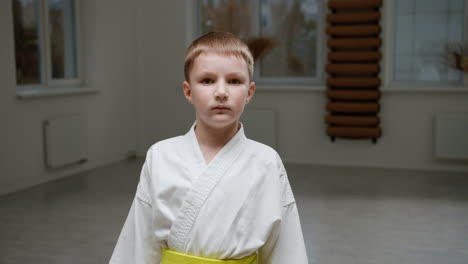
[194,70,248,77]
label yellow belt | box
[161,248,257,264]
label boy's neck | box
[194,121,240,150]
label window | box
[393,0,466,85]
[13,0,80,89]
[196,0,322,84]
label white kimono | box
[109,123,308,264]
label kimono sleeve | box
[258,154,308,264]
[109,150,161,264]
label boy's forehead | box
[195,51,242,61]
[186,50,253,82]
[193,52,248,69]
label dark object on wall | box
[246,37,278,61]
[444,41,468,72]
[325,0,383,143]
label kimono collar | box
[171,123,248,250]
[186,121,247,166]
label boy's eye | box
[201,78,214,84]
[229,79,241,85]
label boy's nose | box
[214,81,228,100]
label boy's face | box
[183,52,255,130]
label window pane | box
[260,0,318,78]
[48,0,77,79]
[394,0,464,83]
[13,0,42,85]
[199,0,256,40]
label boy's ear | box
[183,81,193,104]
[246,82,256,104]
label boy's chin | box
[201,117,240,129]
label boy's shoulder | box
[245,138,281,163]
[246,138,276,153]
[146,135,186,155]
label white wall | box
[135,0,195,153]
[2,0,466,197]
[136,1,468,172]
[0,0,139,195]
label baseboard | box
[282,159,468,173]
[0,154,128,197]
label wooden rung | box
[328,38,381,49]
[326,63,380,75]
[327,102,380,113]
[327,12,380,24]
[327,77,380,88]
[325,115,380,126]
[326,25,381,37]
[329,0,382,9]
[327,126,381,138]
[328,51,381,62]
[327,90,380,100]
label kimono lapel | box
[168,122,247,251]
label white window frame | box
[383,0,468,91]
[15,0,83,93]
[190,0,326,91]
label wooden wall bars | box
[325,0,383,143]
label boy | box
[110,32,308,264]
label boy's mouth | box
[212,106,229,110]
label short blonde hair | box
[184,32,254,82]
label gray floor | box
[0,159,467,264]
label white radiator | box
[44,114,88,169]
[435,113,468,160]
[241,108,277,149]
